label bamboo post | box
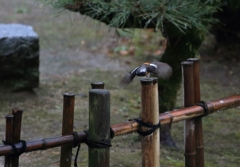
[89,89,110,167]
[4,114,14,167]
[140,78,160,167]
[91,81,105,89]
[182,61,196,167]
[60,93,75,167]
[188,58,204,167]
[11,108,23,167]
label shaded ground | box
[1,0,240,167]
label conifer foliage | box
[45,0,221,33]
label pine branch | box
[42,0,221,32]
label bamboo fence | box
[0,59,240,167]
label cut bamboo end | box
[140,78,154,85]
[62,92,75,97]
[187,58,200,62]
[91,81,105,89]
[181,61,194,66]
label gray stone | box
[0,24,39,91]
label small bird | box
[121,61,172,85]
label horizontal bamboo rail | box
[0,94,239,156]
[113,94,240,136]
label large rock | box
[0,24,39,91]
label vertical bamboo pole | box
[89,89,110,167]
[91,81,105,89]
[60,93,75,167]
[188,58,204,167]
[182,61,196,167]
[11,108,23,167]
[4,114,14,167]
[140,78,160,167]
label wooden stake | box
[11,108,23,167]
[140,78,160,167]
[188,58,204,167]
[60,93,75,167]
[182,61,196,167]
[89,89,110,167]
[4,114,14,167]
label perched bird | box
[121,61,172,85]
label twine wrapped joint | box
[2,140,26,156]
[84,130,112,148]
[129,118,161,136]
[195,101,209,117]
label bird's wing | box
[120,66,139,85]
[148,61,172,79]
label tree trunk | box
[158,24,204,147]
[158,23,204,112]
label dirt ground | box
[1,0,240,167]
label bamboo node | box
[184,152,196,157]
[196,146,204,149]
[164,111,174,125]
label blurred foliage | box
[41,0,221,33]
[41,0,240,45]
[213,0,240,41]
[221,0,240,9]
[106,29,165,57]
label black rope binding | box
[72,132,81,167]
[73,129,113,167]
[129,118,161,136]
[195,101,209,117]
[72,132,80,148]
[74,143,81,167]
[84,130,112,148]
[2,140,26,156]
